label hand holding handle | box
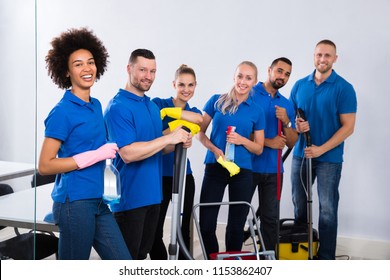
[297,108,312,147]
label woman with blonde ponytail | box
[197,61,265,259]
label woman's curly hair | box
[45,27,109,89]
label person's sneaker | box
[243,229,252,242]
[243,228,260,242]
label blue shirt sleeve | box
[203,94,219,118]
[104,102,137,149]
[44,105,70,142]
[338,82,357,114]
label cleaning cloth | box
[168,119,200,136]
[217,156,240,177]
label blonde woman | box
[197,61,265,258]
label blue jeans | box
[53,198,131,260]
[291,156,342,260]
[199,163,253,259]
[252,173,283,251]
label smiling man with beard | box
[250,57,298,255]
[104,49,192,260]
[289,40,357,260]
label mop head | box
[217,156,240,177]
[168,119,200,136]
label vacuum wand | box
[282,108,310,162]
[297,108,311,147]
[168,126,194,260]
[297,108,314,260]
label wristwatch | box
[283,121,292,128]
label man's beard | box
[132,80,152,92]
[316,64,332,74]
[271,79,285,90]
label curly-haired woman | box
[38,27,131,260]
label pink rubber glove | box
[73,143,118,170]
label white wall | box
[1,0,389,249]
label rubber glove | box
[217,156,240,177]
[160,107,182,120]
[168,119,200,136]
[73,143,118,170]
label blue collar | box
[251,82,282,99]
[168,97,191,110]
[64,89,93,106]
[119,88,150,102]
[309,69,337,84]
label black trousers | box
[114,204,160,260]
[252,173,283,251]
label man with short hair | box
[290,40,357,259]
[251,57,298,253]
[104,49,191,259]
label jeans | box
[150,174,195,260]
[199,163,253,259]
[291,156,342,260]
[52,198,131,260]
[114,204,160,260]
[252,173,283,251]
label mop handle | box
[277,120,282,201]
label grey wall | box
[1,0,389,244]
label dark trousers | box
[149,174,195,260]
[252,173,283,251]
[199,163,253,259]
[114,204,160,260]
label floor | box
[0,218,374,260]
[0,221,266,260]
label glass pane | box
[0,0,39,259]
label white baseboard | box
[336,236,390,260]
[168,217,390,260]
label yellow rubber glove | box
[160,107,182,120]
[217,156,240,177]
[168,119,200,136]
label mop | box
[275,120,282,260]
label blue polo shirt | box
[44,90,106,203]
[152,97,202,177]
[203,94,265,170]
[290,70,357,163]
[251,82,296,173]
[104,89,163,212]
